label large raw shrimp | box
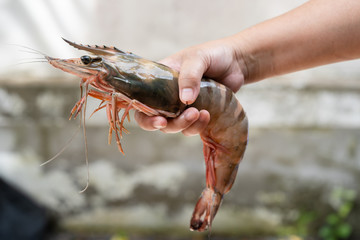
[46,38,248,232]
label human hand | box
[135,38,247,135]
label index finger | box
[134,111,167,131]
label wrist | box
[229,26,279,85]
[228,33,264,84]
[227,35,250,84]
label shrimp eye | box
[81,55,92,65]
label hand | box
[134,108,210,136]
[135,38,247,135]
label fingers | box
[134,111,167,131]
[181,110,210,136]
[178,54,207,105]
[134,108,210,136]
[161,108,200,134]
[162,108,210,136]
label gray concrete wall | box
[1,0,360,238]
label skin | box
[135,0,360,134]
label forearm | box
[231,0,360,83]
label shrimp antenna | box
[13,60,48,66]
[40,125,81,166]
[9,44,48,57]
[79,83,90,194]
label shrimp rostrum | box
[46,38,248,232]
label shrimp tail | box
[190,139,225,232]
[190,188,223,232]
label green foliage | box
[318,187,356,240]
[280,187,357,240]
[278,210,317,237]
[110,232,129,240]
[295,211,317,236]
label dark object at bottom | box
[0,177,52,240]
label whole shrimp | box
[46,38,248,232]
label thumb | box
[178,57,207,105]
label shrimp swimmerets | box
[46,38,248,232]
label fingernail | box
[153,119,165,129]
[181,88,194,104]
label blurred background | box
[0,0,360,239]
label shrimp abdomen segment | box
[190,79,248,231]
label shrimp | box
[46,38,248,232]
